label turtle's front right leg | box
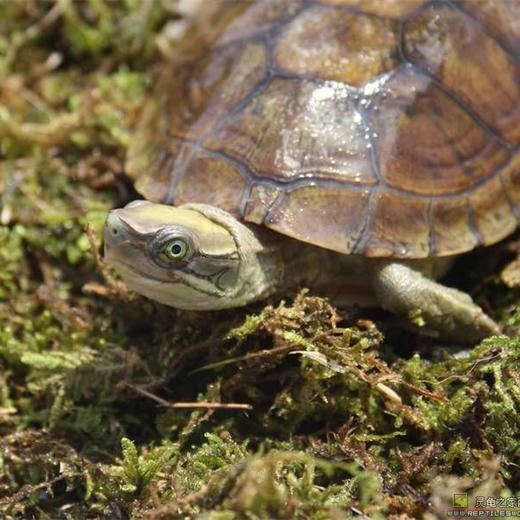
[370,261,500,343]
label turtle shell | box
[126,0,520,258]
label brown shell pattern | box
[126,0,520,258]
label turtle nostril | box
[105,212,124,241]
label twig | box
[189,344,294,374]
[123,382,252,410]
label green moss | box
[0,225,25,298]
[1,1,520,518]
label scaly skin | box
[104,201,500,342]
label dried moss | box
[1,1,520,519]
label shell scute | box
[469,174,518,245]
[172,150,247,215]
[368,68,510,195]
[264,185,371,254]
[244,184,281,224]
[430,199,478,256]
[359,191,431,257]
[127,0,520,258]
[166,41,267,142]
[205,78,378,185]
[216,0,306,45]
[316,0,428,19]
[273,5,399,85]
[404,4,520,145]
[502,154,520,214]
[459,0,520,54]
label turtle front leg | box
[371,261,500,342]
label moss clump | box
[1,1,520,519]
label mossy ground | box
[1,2,520,519]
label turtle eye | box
[160,238,189,263]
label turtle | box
[104,0,520,342]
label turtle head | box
[104,201,275,309]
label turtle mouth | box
[111,257,179,285]
[109,253,225,309]
[106,241,224,299]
